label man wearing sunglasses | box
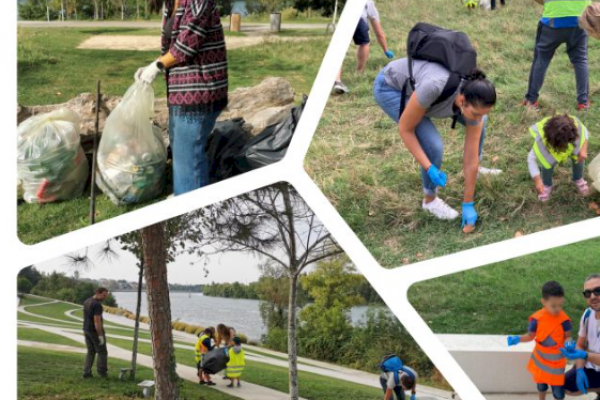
[561,274,600,397]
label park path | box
[18,321,309,400]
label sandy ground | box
[77,35,313,51]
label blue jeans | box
[168,107,221,196]
[525,22,588,104]
[537,383,565,400]
[373,70,487,196]
[540,159,585,187]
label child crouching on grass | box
[528,114,590,202]
[507,281,573,400]
[195,327,216,386]
[226,337,245,388]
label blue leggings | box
[373,70,487,197]
[537,383,565,400]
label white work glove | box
[135,60,162,84]
[99,335,106,346]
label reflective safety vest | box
[226,348,246,378]
[543,0,591,19]
[529,116,587,169]
[526,309,570,386]
[195,334,210,364]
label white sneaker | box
[422,198,459,220]
[332,81,349,95]
[478,166,503,175]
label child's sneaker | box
[577,102,590,111]
[332,81,349,95]
[237,382,242,387]
[523,99,540,111]
[574,178,590,196]
[206,381,216,386]
[538,185,553,202]
[422,198,459,220]
[226,383,234,388]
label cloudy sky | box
[32,239,268,285]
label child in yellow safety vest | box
[527,114,590,202]
[195,327,216,386]
[226,337,246,388]
[507,281,573,400]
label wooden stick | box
[89,80,101,225]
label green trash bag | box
[589,153,600,193]
[96,81,167,205]
[17,108,89,203]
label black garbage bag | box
[201,348,230,375]
[235,95,307,172]
[205,118,248,184]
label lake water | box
[113,292,384,342]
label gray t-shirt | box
[362,1,380,22]
[380,367,418,390]
[383,58,461,119]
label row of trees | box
[18,266,118,307]
[18,0,345,21]
[201,281,262,299]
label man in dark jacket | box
[82,287,109,378]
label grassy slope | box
[17,27,330,245]
[408,237,600,335]
[18,347,240,400]
[18,327,86,348]
[305,0,600,268]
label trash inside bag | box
[97,82,167,205]
[589,153,600,192]
[17,108,89,203]
[205,118,248,184]
[235,95,307,172]
[201,348,230,375]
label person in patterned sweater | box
[136,0,228,195]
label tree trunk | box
[93,0,98,19]
[287,274,299,400]
[141,223,180,400]
[121,0,125,20]
[130,261,144,380]
[136,0,139,19]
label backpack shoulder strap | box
[393,370,400,386]
[432,72,461,107]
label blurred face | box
[96,290,109,302]
[456,95,493,123]
[584,278,600,311]
[541,296,564,316]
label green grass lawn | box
[305,0,600,268]
[18,295,53,307]
[408,237,600,335]
[18,347,240,400]
[17,26,331,244]
[18,327,86,348]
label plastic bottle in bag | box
[96,81,167,205]
[588,153,600,192]
[17,108,89,203]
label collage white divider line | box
[291,171,487,400]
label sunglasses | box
[583,287,600,299]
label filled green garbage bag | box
[17,108,89,203]
[96,81,167,205]
[589,153,600,193]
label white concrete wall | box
[436,334,572,394]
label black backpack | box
[400,23,477,126]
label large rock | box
[17,77,296,152]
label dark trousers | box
[490,0,505,10]
[83,331,108,376]
[526,22,589,104]
[380,377,406,400]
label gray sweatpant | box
[525,22,589,105]
[83,331,108,377]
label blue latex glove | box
[560,347,588,360]
[426,165,447,188]
[410,394,416,400]
[385,50,395,59]
[564,339,577,353]
[507,336,520,346]
[462,202,478,228]
[576,368,589,394]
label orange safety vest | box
[526,309,570,386]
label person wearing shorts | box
[333,0,393,94]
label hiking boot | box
[478,166,503,176]
[82,373,93,379]
[422,198,459,220]
[538,185,553,202]
[523,99,540,111]
[574,178,590,196]
[332,81,349,95]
